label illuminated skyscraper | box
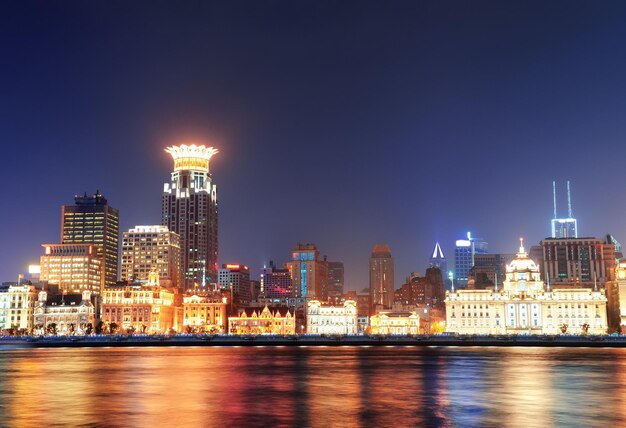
[40,243,103,294]
[454,232,488,288]
[120,225,182,289]
[61,191,119,286]
[218,264,251,305]
[162,144,218,291]
[429,242,448,289]
[369,244,394,313]
[551,180,578,238]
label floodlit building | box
[101,271,179,333]
[162,144,219,291]
[369,310,420,335]
[446,239,608,335]
[61,191,120,286]
[228,306,295,335]
[218,264,251,305]
[550,181,578,238]
[33,290,95,335]
[0,284,38,332]
[617,260,626,330]
[306,300,358,334]
[182,294,228,333]
[39,244,103,294]
[121,225,181,289]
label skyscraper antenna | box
[567,180,573,218]
[553,181,557,219]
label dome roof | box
[507,238,540,273]
[372,244,392,254]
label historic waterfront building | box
[101,271,179,333]
[446,240,608,335]
[39,243,103,294]
[306,300,358,334]
[182,294,228,333]
[33,290,95,335]
[369,310,420,335]
[0,284,38,332]
[228,306,295,335]
[162,144,219,291]
[617,259,626,330]
[121,225,182,289]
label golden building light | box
[165,144,219,173]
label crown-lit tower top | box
[165,144,219,173]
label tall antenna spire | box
[553,181,557,219]
[567,180,573,218]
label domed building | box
[446,239,608,335]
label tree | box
[69,323,76,335]
[95,320,104,334]
[47,323,57,336]
[581,323,590,335]
[109,322,119,334]
[126,326,136,335]
[85,323,93,335]
[141,324,147,334]
[560,324,568,334]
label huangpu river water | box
[0,346,625,427]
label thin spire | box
[594,273,598,291]
[494,272,498,292]
[547,276,551,292]
[553,181,557,219]
[432,242,444,259]
[567,180,573,218]
[519,237,525,255]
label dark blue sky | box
[2,1,626,289]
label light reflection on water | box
[0,346,625,427]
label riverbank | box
[1,334,626,348]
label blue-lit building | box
[285,243,329,301]
[454,232,488,288]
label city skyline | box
[2,2,626,290]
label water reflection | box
[0,347,625,427]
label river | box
[0,346,623,427]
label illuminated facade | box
[39,244,103,294]
[33,290,95,335]
[617,260,626,329]
[218,264,251,304]
[183,294,228,333]
[101,273,179,333]
[446,240,608,335]
[0,285,38,332]
[162,144,218,291]
[369,310,420,335]
[228,306,295,335]
[121,225,182,289]
[306,300,357,334]
[369,244,394,313]
[61,191,119,286]
[285,244,329,300]
[551,180,578,238]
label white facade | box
[306,300,358,334]
[0,285,38,331]
[617,260,626,329]
[446,240,608,335]
[33,290,95,335]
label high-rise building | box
[120,225,182,290]
[39,244,103,294]
[394,267,445,309]
[260,261,293,299]
[162,144,219,291]
[454,232,488,288]
[369,244,394,313]
[551,181,578,238]
[285,243,329,300]
[61,191,119,286]
[538,237,619,332]
[327,261,345,297]
[218,264,251,305]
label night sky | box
[2,1,626,290]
